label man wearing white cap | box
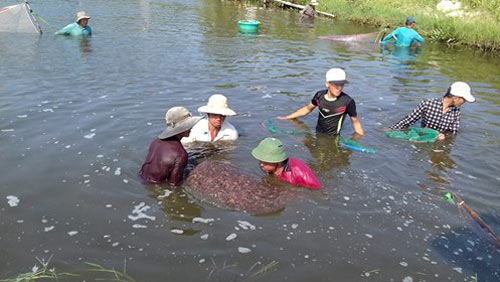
[55,11,92,36]
[277,68,365,137]
[182,94,238,143]
[140,107,202,185]
[390,82,475,140]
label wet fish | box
[185,161,293,214]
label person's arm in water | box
[381,28,399,44]
[414,32,424,45]
[390,100,426,130]
[54,23,74,35]
[346,99,364,137]
[277,102,316,120]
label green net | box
[386,128,440,143]
[339,136,378,153]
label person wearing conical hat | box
[252,137,321,190]
[390,82,475,141]
[140,107,202,185]
[182,94,238,143]
[55,11,92,36]
[301,0,319,18]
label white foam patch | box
[157,190,172,199]
[200,234,209,240]
[171,229,184,234]
[128,202,156,221]
[238,247,251,254]
[365,233,373,239]
[453,267,463,274]
[44,226,55,232]
[402,277,413,282]
[261,94,272,99]
[226,233,237,241]
[42,108,54,113]
[67,231,79,236]
[192,217,215,224]
[17,115,28,118]
[237,220,256,230]
[399,261,408,267]
[132,224,148,229]
[7,195,20,207]
[1,129,14,132]
[84,133,96,139]
[114,167,121,176]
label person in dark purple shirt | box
[140,107,201,186]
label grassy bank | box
[283,0,500,53]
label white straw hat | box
[158,107,202,139]
[449,81,475,103]
[76,11,91,23]
[198,94,236,116]
[310,0,319,6]
[326,68,349,84]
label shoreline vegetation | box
[257,0,500,54]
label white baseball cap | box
[326,68,348,84]
[449,82,475,103]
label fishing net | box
[339,136,378,153]
[263,118,306,135]
[386,127,440,143]
[0,2,41,34]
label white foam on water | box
[112,242,120,247]
[399,262,408,267]
[467,175,477,180]
[200,234,209,240]
[17,115,28,118]
[238,247,251,254]
[105,204,112,208]
[65,145,71,148]
[84,133,96,139]
[128,202,156,221]
[1,129,14,132]
[402,277,413,282]
[365,233,373,239]
[132,224,148,229]
[67,231,79,236]
[226,233,237,241]
[199,259,206,263]
[114,168,121,176]
[452,267,463,274]
[42,108,54,113]
[237,220,256,230]
[291,223,299,229]
[147,122,152,126]
[7,195,20,207]
[44,226,55,232]
[157,190,172,199]
[171,229,184,234]
[261,94,272,99]
[123,179,129,184]
[192,217,214,224]
[343,196,350,201]
[90,129,96,132]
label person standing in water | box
[381,16,424,47]
[55,11,92,36]
[301,0,319,18]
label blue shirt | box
[55,23,92,36]
[382,27,423,47]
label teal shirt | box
[55,23,92,36]
[382,27,423,47]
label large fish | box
[185,161,293,214]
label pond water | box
[1,0,500,281]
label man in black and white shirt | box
[390,82,475,140]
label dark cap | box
[405,16,416,25]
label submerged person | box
[140,107,202,185]
[390,82,475,141]
[277,68,364,137]
[381,16,424,47]
[301,0,319,18]
[182,94,238,143]
[55,11,92,36]
[252,137,321,190]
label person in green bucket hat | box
[252,137,321,190]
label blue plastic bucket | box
[238,20,260,33]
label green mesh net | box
[339,136,378,153]
[386,128,440,143]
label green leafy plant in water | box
[0,256,79,282]
[85,262,135,282]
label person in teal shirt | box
[55,11,92,36]
[381,16,424,47]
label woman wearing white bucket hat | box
[55,11,92,36]
[390,81,475,140]
[140,107,202,185]
[182,94,238,143]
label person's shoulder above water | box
[282,157,321,190]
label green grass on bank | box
[288,0,500,53]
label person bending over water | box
[55,11,92,36]
[390,82,475,141]
[252,137,321,190]
[140,107,202,185]
[277,68,364,138]
[381,16,424,47]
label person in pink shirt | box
[251,137,321,190]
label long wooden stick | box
[452,193,500,248]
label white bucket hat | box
[158,107,202,139]
[449,81,475,103]
[310,0,319,6]
[76,11,91,23]
[326,68,349,84]
[198,94,236,116]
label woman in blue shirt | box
[381,16,424,47]
[55,11,92,36]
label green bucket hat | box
[251,137,288,163]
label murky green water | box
[1,0,499,281]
